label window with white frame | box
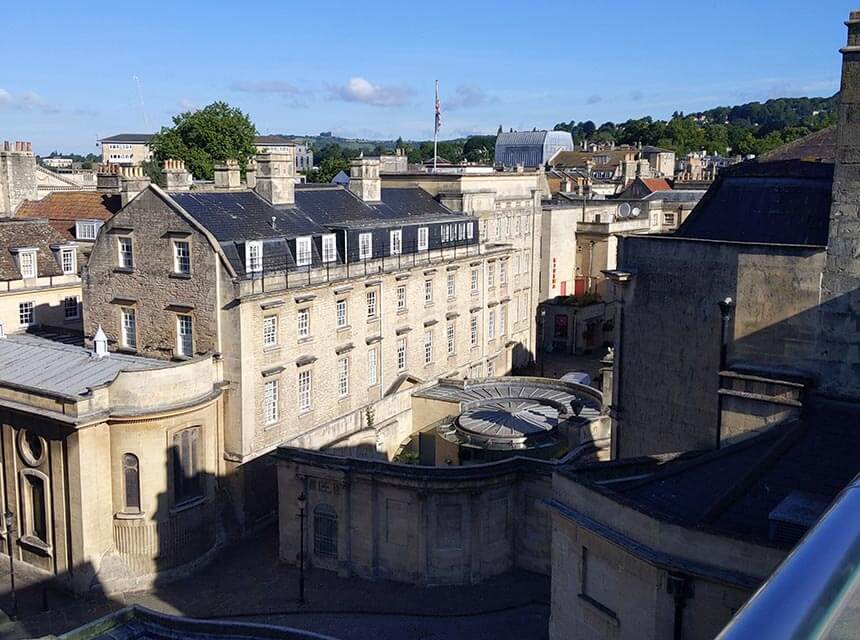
[467,222,474,239]
[322,234,337,263]
[488,309,495,340]
[499,305,507,335]
[368,347,378,386]
[263,315,278,347]
[297,308,310,339]
[264,380,279,424]
[524,250,530,272]
[18,301,34,326]
[447,323,455,356]
[75,220,100,240]
[177,314,193,356]
[63,296,79,320]
[338,357,349,397]
[118,238,133,269]
[470,364,482,379]
[359,233,372,260]
[424,280,433,305]
[298,369,312,411]
[366,290,377,319]
[246,240,263,274]
[471,268,479,292]
[336,299,348,329]
[500,262,507,285]
[487,263,495,287]
[480,219,487,240]
[390,229,402,256]
[418,227,429,251]
[121,307,137,349]
[396,285,406,311]
[441,225,449,243]
[470,315,478,346]
[19,250,36,279]
[61,248,76,274]
[397,338,407,371]
[174,240,191,274]
[296,236,312,267]
[423,329,433,365]
[447,274,456,298]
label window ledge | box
[19,535,52,557]
[116,347,138,355]
[263,345,281,354]
[114,510,146,521]
[172,354,193,362]
[397,309,408,316]
[367,317,380,323]
[113,267,134,274]
[297,336,314,345]
[169,272,192,280]
[336,325,351,333]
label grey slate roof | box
[578,399,860,549]
[255,135,296,145]
[0,334,162,398]
[98,133,153,144]
[674,160,833,245]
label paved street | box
[0,524,550,639]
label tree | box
[148,101,257,180]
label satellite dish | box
[617,203,631,219]
[631,207,641,218]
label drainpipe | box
[667,572,693,640]
[716,297,735,449]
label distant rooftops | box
[255,135,298,146]
[16,191,121,239]
[98,133,154,144]
[0,333,162,398]
[0,219,73,280]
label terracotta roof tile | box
[640,178,672,192]
[16,192,121,239]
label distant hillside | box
[553,95,839,157]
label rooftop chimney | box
[255,151,296,205]
[245,159,257,189]
[214,159,241,189]
[0,140,37,214]
[162,159,192,191]
[119,165,151,207]
[349,156,381,202]
[96,163,122,192]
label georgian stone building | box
[84,152,535,524]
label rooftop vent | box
[93,325,109,358]
[768,490,829,546]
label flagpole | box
[433,80,439,172]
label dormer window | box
[60,247,77,274]
[390,229,402,256]
[296,236,312,267]
[19,250,37,279]
[245,240,263,274]
[75,220,101,241]
[359,233,372,260]
[418,227,429,251]
[322,234,337,263]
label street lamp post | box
[297,491,306,605]
[4,510,18,621]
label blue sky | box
[0,1,850,154]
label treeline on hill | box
[553,95,838,156]
[307,135,497,182]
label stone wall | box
[83,188,220,358]
[614,235,825,457]
[0,141,37,214]
[277,449,555,585]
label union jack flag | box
[435,80,441,133]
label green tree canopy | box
[149,101,257,180]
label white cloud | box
[445,84,496,111]
[330,77,412,107]
[0,88,60,113]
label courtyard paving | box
[0,524,550,639]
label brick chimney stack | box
[214,159,241,189]
[348,156,381,202]
[255,151,295,205]
[820,10,860,398]
[162,159,192,191]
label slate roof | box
[0,219,72,280]
[674,160,833,245]
[0,333,161,398]
[496,130,551,147]
[98,133,153,144]
[168,185,464,243]
[758,126,836,164]
[16,192,122,239]
[255,135,296,145]
[586,399,860,549]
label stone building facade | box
[0,333,224,594]
[98,134,153,166]
[0,140,38,214]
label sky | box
[0,1,851,154]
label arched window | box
[122,453,141,513]
[313,504,338,559]
[172,427,202,506]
